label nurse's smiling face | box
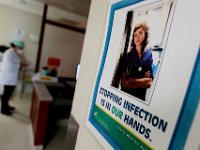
[134,27,145,47]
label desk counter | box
[30,81,53,148]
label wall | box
[0,3,41,69]
[71,0,109,149]
[71,0,200,149]
[40,24,84,78]
[0,4,85,77]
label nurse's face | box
[134,27,145,46]
[14,46,23,54]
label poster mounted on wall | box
[86,0,200,149]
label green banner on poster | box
[93,105,152,150]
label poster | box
[86,0,200,149]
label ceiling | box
[0,0,91,28]
[34,0,91,18]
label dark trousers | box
[1,85,15,112]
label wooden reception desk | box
[30,82,53,147]
[30,74,75,149]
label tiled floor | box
[0,87,34,150]
[0,85,68,150]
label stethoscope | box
[126,57,143,76]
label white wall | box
[0,4,41,69]
[71,0,110,149]
[71,0,200,149]
[40,24,84,78]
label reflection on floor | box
[0,85,68,150]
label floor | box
[0,84,68,150]
[44,120,68,150]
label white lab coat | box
[0,48,20,85]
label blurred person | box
[0,40,25,115]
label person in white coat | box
[0,40,25,115]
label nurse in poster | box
[86,0,200,149]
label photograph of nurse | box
[120,22,153,101]
[111,1,175,102]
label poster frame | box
[86,0,200,149]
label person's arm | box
[121,72,152,89]
[127,76,152,88]
[20,54,28,67]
